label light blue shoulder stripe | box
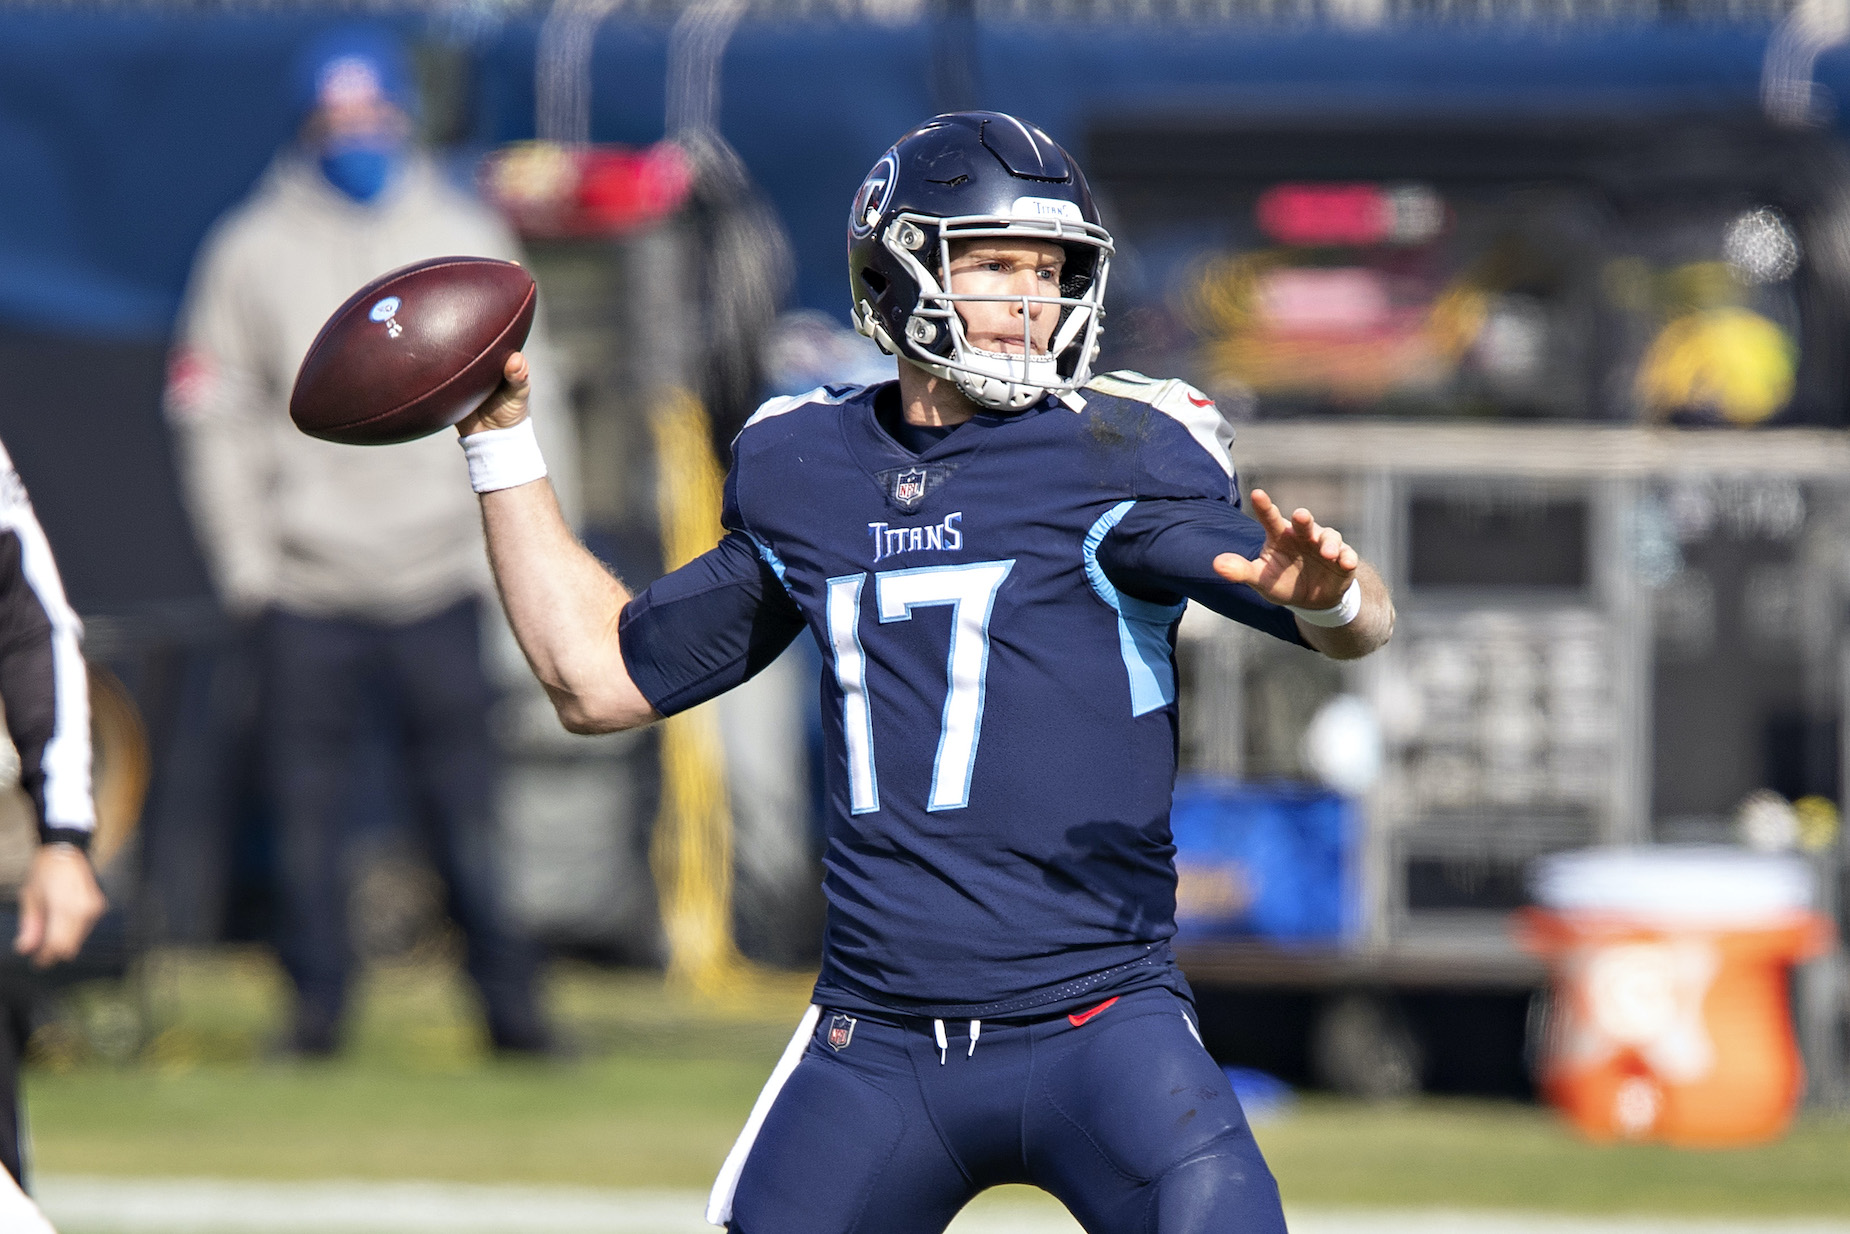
[1082,500,1187,717]
[746,531,792,595]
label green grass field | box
[22,949,1850,1216]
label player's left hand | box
[1212,488,1359,610]
[15,843,105,969]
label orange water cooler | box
[1519,847,1833,1147]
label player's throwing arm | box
[455,354,657,733]
[285,255,658,733]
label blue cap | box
[291,25,415,120]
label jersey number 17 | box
[825,560,1015,815]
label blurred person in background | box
[0,437,107,1191]
[164,25,572,1056]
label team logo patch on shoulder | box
[827,1013,857,1051]
[1085,370,1158,399]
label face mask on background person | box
[293,28,416,205]
[318,134,404,204]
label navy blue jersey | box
[620,373,1308,1018]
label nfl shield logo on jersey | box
[876,464,954,514]
[827,1013,857,1051]
[894,468,927,506]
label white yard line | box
[36,1178,709,1233]
[31,1177,1850,1234]
[1288,1218,1850,1234]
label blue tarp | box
[0,12,356,336]
[3,12,1847,338]
[1170,777,1358,943]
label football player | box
[457,112,1392,1233]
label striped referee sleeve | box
[0,441,92,849]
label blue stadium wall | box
[5,15,1847,339]
[0,13,1844,614]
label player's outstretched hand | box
[456,351,532,436]
[1212,489,1359,609]
[15,843,105,969]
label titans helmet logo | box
[850,152,899,238]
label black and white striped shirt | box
[0,439,92,850]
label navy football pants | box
[726,986,1287,1234]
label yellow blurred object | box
[1659,261,1740,315]
[1424,284,1490,362]
[482,140,579,212]
[648,389,776,1004]
[0,661,148,891]
[1186,252,1270,336]
[1634,306,1796,426]
[1793,795,1841,854]
[88,662,150,868]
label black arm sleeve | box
[617,530,808,718]
[1095,499,1307,647]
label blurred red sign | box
[482,141,695,238]
[1256,183,1444,248]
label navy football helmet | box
[848,112,1113,411]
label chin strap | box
[949,350,1056,411]
[859,300,1074,412]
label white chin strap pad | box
[950,348,1058,411]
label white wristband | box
[1289,578,1362,628]
[460,419,547,494]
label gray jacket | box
[166,149,577,624]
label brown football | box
[289,256,536,445]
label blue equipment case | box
[1170,777,1358,945]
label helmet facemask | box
[877,211,1113,411]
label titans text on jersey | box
[869,511,963,562]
